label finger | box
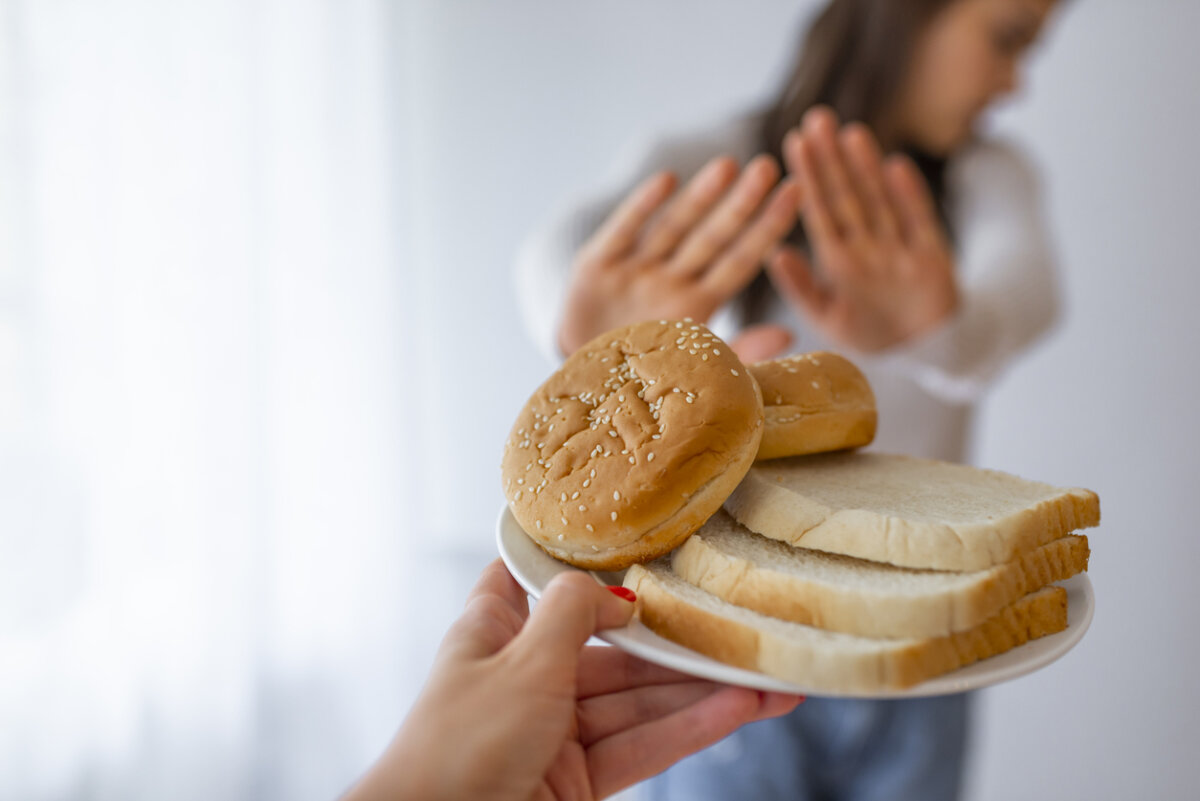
[883,154,942,248]
[729,324,793,363]
[766,245,830,319]
[699,179,800,301]
[588,686,803,799]
[438,561,532,661]
[802,106,868,236]
[668,155,780,275]
[577,681,726,747]
[793,136,841,245]
[841,123,901,241]
[756,691,806,720]
[782,127,804,178]
[509,571,636,670]
[577,645,703,699]
[639,157,738,259]
[579,171,677,265]
[466,558,531,616]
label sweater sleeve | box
[875,139,1062,404]
[513,113,765,366]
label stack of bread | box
[501,320,1099,694]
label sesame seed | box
[731,369,739,376]
[558,534,565,541]
[572,491,580,500]
[579,505,586,512]
[515,490,522,501]
[591,545,599,552]
[586,524,594,532]
[812,381,820,389]
[648,452,655,461]
[628,456,635,464]
[701,353,708,361]
[582,479,590,488]
[713,349,720,355]
[675,322,683,328]
[561,517,568,525]
[611,511,618,521]
[651,434,661,440]
[618,395,625,402]
[613,490,620,501]
[560,493,567,502]
[517,478,524,484]
[536,520,542,529]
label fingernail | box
[607,586,637,603]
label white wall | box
[403,1,1200,799]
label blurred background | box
[1,0,1197,798]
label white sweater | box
[514,112,1060,463]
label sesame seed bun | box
[749,352,876,461]
[501,320,764,570]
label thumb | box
[729,324,793,363]
[511,572,636,669]
[767,244,829,318]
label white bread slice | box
[672,511,1089,638]
[624,560,1069,693]
[725,452,1100,571]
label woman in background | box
[515,0,1062,798]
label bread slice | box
[624,560,1069,693]
[725,452,1100,571]
[672,511,1088,638]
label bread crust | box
[749,352,876,460]
[671,511,1089,637]
[625,562,1069,693]
[501,320,763,570]
[726,452,1101,571]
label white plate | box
[496,506,1094,698]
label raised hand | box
[769,107,958,353]
[559,155,800,360]
[345,560,802,801]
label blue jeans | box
[643,694,971,801]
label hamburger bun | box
[749,352,876,460]
[501,319,763,570]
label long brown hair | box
[744,0,958,322]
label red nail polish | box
[607,586,637,602]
